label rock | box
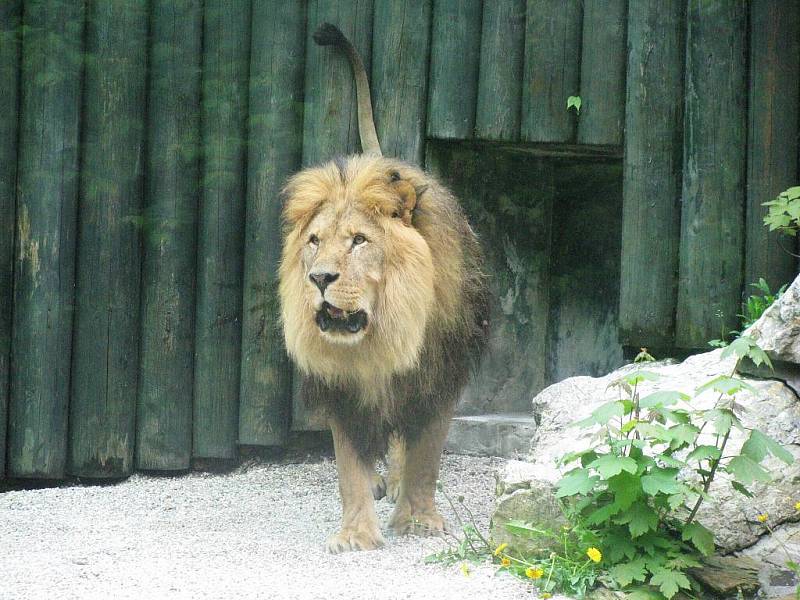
[445,414,537,458]
[740,520,800,598]
[746,271,800,363]
[690,555,761,596]
[510,349,800,552]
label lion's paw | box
[388,509,447,537]
[326,526,385,554]
[370,472,387,501]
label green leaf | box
[614,502,659,537]
[636,422,672,442]
[566,95,582,114]
[588,454,639,478]
[607,471,642,510]
[556,468,599,497]
[602,528,639,562]
[585,501,623,525]
[696,375,755,396]
[721,336,756,361]
[656,453,687,469]
[682,522,715,556]
[705,408,741,435]
[609,557,647,587]
[726,455,772,485]
[640,391,689,409]
[650,567,692,599]
[641,468,682,496]
[731,480,754,498]
[785,185,800,199]
[740,429,795,465]
[558,448,596,466]
[622,370,661,386]
[627,588,664,600]
[591,400,628,425]
[668,424,699,449]
[655,407,690,425]
[686,445,722,462]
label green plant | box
[567,95,582,114]
[764,186,800,237]
[739,278,786,330]
[548,341,792,598]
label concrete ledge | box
[445,413,536,458]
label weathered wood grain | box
[475,0,525,141]
[9,0,85,478]
[238,0,305,446]
[193,0,251,460]
[676,0,747,349]
[136,0,203,470]
[618,0,685,348]
[0,0,21,480]
[69,0,148,478]
[426,0,482,140]
[745,0,800,290]
[371,0,432,162]
[576,0,626,146]
[521,0,582,143]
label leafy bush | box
[739,278,786,330]
[764,186,800,236]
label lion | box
[278,23,490,554]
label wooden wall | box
[0,0,798,480]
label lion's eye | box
[309,234,319,246]
[352,234,366,246]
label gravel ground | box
[1,453,538,600]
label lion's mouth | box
[315,302,368,334]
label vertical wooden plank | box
[426,0,482,140]
[68,0,148,478]
[136,0,203,470]
[371,0,432,163]
[9,0,84,478]
[238,0,305,446]
[745,0,799,290]
[302,0,374,165]
[618,0,685,348]
[521,0,582,143]
[475,0,525,142]
[0,0,22,480]
[576,0,627,146]
[676,0,748,349]
[193,0,251,460]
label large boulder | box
[746,272,800,363]
[491,349,800,553]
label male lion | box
[278,24,489,553]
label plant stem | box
[685,428,731,527]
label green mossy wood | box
[193,0,251,460]
[521,0,582,143]
[618,0,685,348]
[9,0,84,479]
[69,0,148,478]
[426,0,482,140]
[302,0,374,166]
[372,0,432,163]
[676,0,747,349]
[576,0,626,146]
[136,0,203,470]
[0,0,21,480]
[745,0,799,290]
[295,0,373,430]
[238,1,305,447]
[475,0,525,141]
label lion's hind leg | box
[327,419,385,553]
[388,408,452,536]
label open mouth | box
[315,301,368,334]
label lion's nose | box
[309,271,339,293]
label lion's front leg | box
[388,407,453,536]
[327,418,385,554]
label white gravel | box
[1,453,538,600]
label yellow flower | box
[501,557,511,567]
[586,547,602,563]
[460,562,470,577]
[757,513,769,523]
[542,594,552,599]
[794,501,800,512]
[525,567,544,580]
[493,542,508,556]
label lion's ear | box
[393,179,417,226]
[282,173,324,227]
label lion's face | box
[279,156,436,384]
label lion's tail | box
[313,23,382,157]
